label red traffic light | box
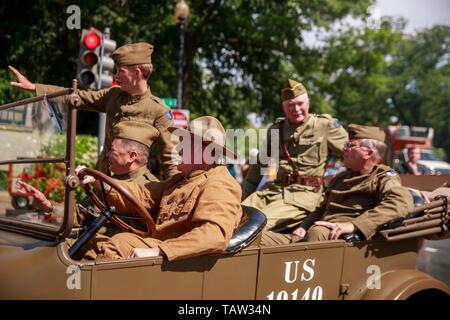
[83,32,101,49]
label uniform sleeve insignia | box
[166,111,173,120]
[333,118,340,128]
[386,170,397,177]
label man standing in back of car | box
[242,79,348,246]
[8,42,178,180]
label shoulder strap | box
[279,121,299,175]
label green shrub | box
[40,133,98,202]
[0,171,8,191]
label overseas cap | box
[113,121,155,148]
[281,79,307,101]
[348,123,386,143]
[111,42,154,66]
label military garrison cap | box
[113,121,155,148]
[111,42,154,66]
[281,79,307,101]
[347,123,386,143]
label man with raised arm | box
[8,42,178,179]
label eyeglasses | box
[344,141,371,151]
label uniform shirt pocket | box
[158,186,202,223]
[294,137,323,165]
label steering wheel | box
[78,167,156,237]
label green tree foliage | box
[319,23,449,157]
[40,133,98,202]
[318,19,405,127]
[387,26,450,157]
[0,0,370,127]
[42,133,98,168]
[0,69,32,105]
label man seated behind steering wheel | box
[17,121,158,232]
[77,116,243,261]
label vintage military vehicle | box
[0,83,449,300]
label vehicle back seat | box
[225,205,267,253]
[342,189,427,242]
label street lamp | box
[174,0,190,109]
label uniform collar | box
[127,87,151,104]
[185,165,222,180]
[186,169,207,179]
[359,164,378,175]
[113,165,148,182]
[286,114,311,129]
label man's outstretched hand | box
[16,181,52,212]
[8,66,36,92]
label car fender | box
[358,269,450,300]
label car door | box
[90,247,260,299]
[90,255,204,299]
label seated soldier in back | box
[289,124,413,242]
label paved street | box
[417,238,450,286]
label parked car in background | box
[395,148,450,175]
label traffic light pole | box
[176,17,186,109]
[97,28,110,155]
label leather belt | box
[281,173,323,192]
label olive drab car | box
[0,82,449,300]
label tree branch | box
[390,93,408,124]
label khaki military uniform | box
[112,165,158,184]
[35,84,178,179]
[243,114,348,233]
[303,164,413,241]
[84,166,243,261]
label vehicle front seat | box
[225,205,267,254]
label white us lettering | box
[267,259,323,300]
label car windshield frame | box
[0,82,79,241]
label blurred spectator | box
[396,146,431,175]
